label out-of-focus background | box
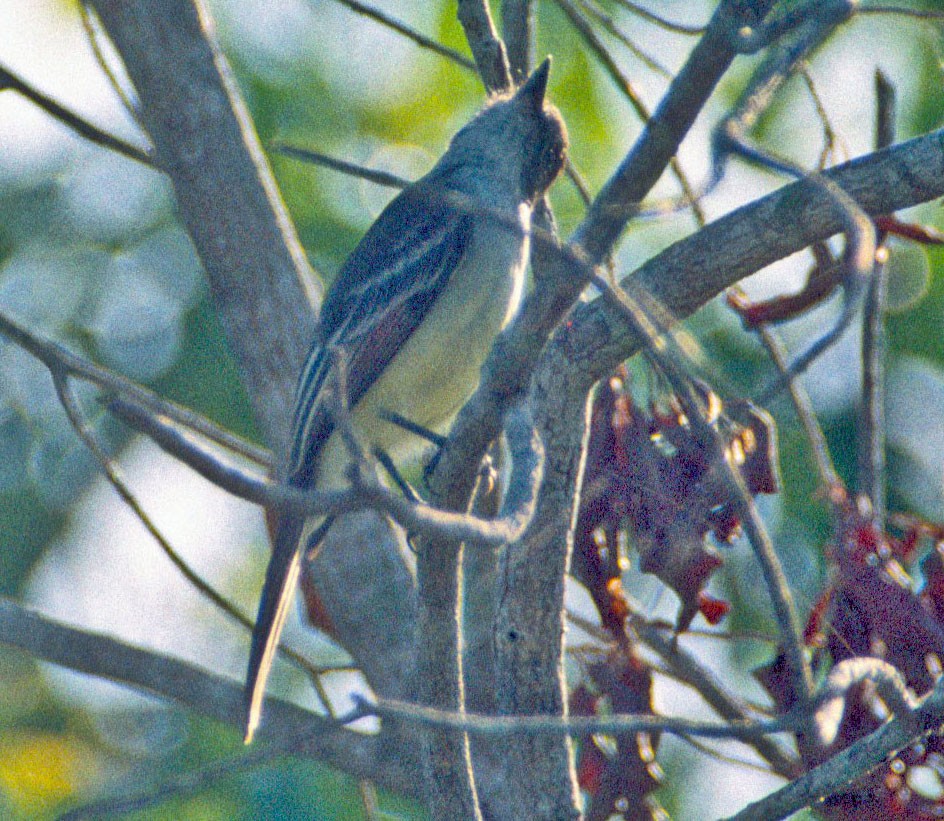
[0,1,943,818]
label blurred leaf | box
[884,241,931,314]
[0,731,98,820]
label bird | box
[244,58,568,743]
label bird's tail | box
[243,514,305,744]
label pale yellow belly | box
[314,214,528,493]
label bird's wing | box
[244,186,472,742]
[289,184,473,487]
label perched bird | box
[244,59,568,742]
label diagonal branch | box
[0,61,152,165]
[458,0,514,93]
[331,0,476,69]
[87,0,318,451]
[580,127,944,384]
[83,0,420,723]
[726,675,941,821]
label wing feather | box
[244,184,471,740]
[289,185,472,487]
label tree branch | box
[366,695,790,740]
[726,674,939,821]
[87,0,317,451]
[85,0,421,721]
[578,127,944,385]
[458,0,513,94]
[0,596,419,799]
[501,0,534,80]
[475,3,778,817]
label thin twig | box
[0,61,151,166]
[270,143,409,189]
[51,373,338,712]
[859,5,944,21]
[681,735,781,776]
[0,310,269,465]
[730,51,841,488]
[741,311,841,490]
[79,1,141,120]
[754,178,876,403]
[362,695,792,740]
[551,0,653,123]
[564,162,593,206]
[567,607,779,646]
[575,0,673,78]
[54,375,249,630]
[798,64,845,168]
[611,0,706,35]
[715,2,852,165]
[274,122,594,217]
[552,0,706,225]
[330,0,477,69]
[108,395,269,467]
[859,70,895,524]
[621,604,801,777]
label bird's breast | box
[340,203,530,468]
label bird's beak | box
[518,57,551,109]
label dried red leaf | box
[571,371,783,818]
[697,592,731,625]
[803,587,833,647]
[577,740,607,795]
[574,372,778,637]
[579,652,662,821]
[788,493,944,818]
[727,249,844,326]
